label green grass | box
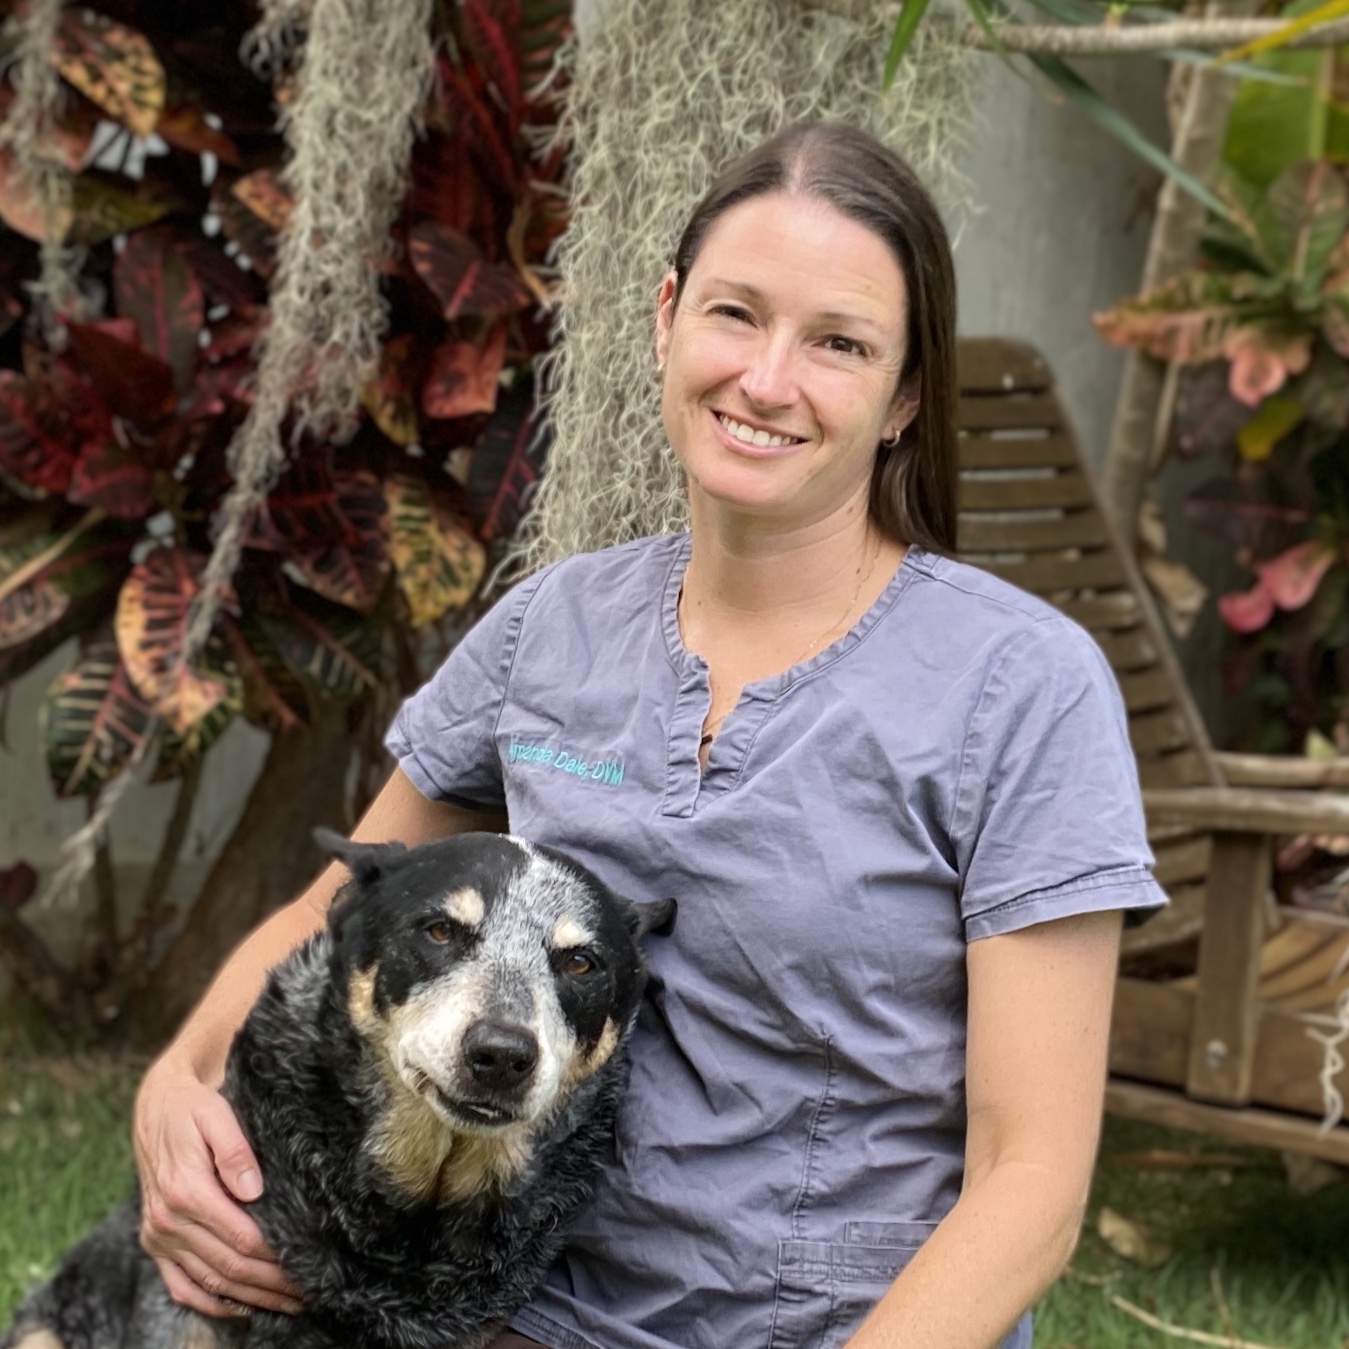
[0,1031,144,1322]
[0,1041,1346,1346]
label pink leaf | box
[1256,541,1336,611]
[1217,583,1276,633]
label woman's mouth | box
[712,411,807,453]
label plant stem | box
[89,796,118,982]
[140,755,203,928]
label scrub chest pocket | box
[768,1222,934,1349]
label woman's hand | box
[134,1058,304,1318]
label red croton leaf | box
[173,234,268,312]
[66,320,177,430]
[409,222,533,323]
[466,372,547,541]
[68,438,156,520]
[520,0,573,97]
[155,104,242,165]
[212,179,278,278]
[114,227,206,394]
[361,335,423,446]
[249,456,352,553]
[289,469,392,614]
[407,130,499,242]
[0,370,78,496]
[422,322,508,419]
[115,547,233,734]
[436,56,519,196]
[463,0,523,129]
[222,612,309,733]
[232,168,294,232]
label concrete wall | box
[0,52,1168,882]
[954,62,1167,467]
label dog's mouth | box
[433,1086,519,1130]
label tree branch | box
[958,15,1349,54]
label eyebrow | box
[699,278,890,337]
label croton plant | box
[0,0,569,1032]
[1096,160,1349,750]
[1,0,567,786]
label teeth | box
[719,414,798,448]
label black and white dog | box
[3,830,674,1349]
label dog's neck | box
[365,1087,536,1205]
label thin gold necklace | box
[688,530,883,750]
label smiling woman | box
[130,122,1164,1349]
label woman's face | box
[655,192,916,530]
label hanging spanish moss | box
[185,0,434,654]
[0,0,82,335]
[516,0,974,572]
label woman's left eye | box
[711,305,752,323]
[824,335,864,356]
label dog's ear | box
[625,897,677,939]
[314,827,407,887]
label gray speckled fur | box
[2,834,670,1349]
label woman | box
[134,121,1164,1349]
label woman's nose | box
[738,334,797,408]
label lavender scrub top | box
[386,533,1166,1349]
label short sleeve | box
[384,565,554,811]
[953,617,1167,941]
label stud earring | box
[881,429,903,448]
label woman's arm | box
[134,767,505,1319]
[845,908,1122,1349]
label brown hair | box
[671,121,958,554]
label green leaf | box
[883,0,934,89]
[1267,160,1349,288]
[1028,55,1231,223]
[153,674,239,781]
[259,594,380,702]
[1215,0,1349,66]
[385,476,486,628]
[40,638,156,798]
[1224,2,1349,187]
[1236,394,1303,461]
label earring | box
[881,429,903,448]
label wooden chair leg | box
[1185,831,1270,1105]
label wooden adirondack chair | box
[954,336,1349,1164]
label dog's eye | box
[562,951,594,976]
[425,920,456,944]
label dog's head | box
[316,829,673,1142]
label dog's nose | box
[463,1020,538,1090]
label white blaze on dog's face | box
[327,834,659,1140]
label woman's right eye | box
[710,304,752,322]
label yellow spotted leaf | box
[385,477,485,628]
[52,10,165,140]
[115,549,231,735]
[1236,394,1302,461]
[362,336,420,447]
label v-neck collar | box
[658,532,920,816]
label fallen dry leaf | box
[1097,1205,1172,1269]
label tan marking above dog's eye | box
[562,950,594,976]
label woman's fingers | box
[196,1093,263,1204]
[161,1239,304,1317]
[134,1064,301,1314]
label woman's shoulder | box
[889,548,1113,691]
[504,533,685,630]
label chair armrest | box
[1143,787,1349,836]
[1213,752,1349,789]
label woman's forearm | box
[846,1159,1084,1349]
[161,868,344,1087]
